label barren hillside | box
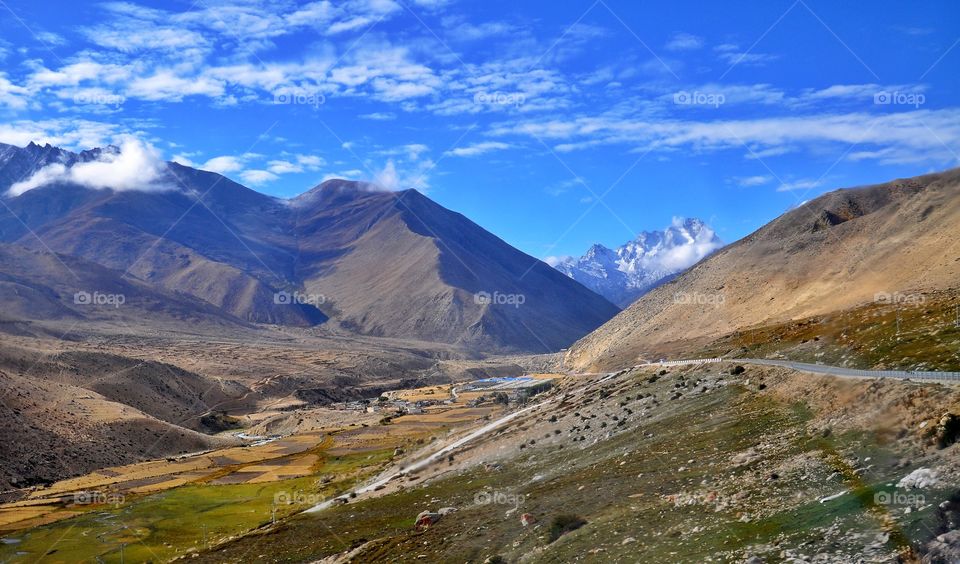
[567,168,960,370]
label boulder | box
[934,413,960,448]
[415,510,442,531]
[520,513,537,526]
[922,529,960,563]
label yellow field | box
[0,384,505,534]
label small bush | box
[549,514,587,542]
[730,365,746,375]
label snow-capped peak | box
[552,217,723,306]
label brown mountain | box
[566,167,960,370]
[0,143,618,352]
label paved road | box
[642,358,960,383]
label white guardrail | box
[639,358,960,382]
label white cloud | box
[296,154,325,168]
[285,1,335,27]
[322,169,364,182]
[654,217,725,272]
[0,74,30,109]
[171,154,197,167]
[379,143,430,161]
[777,178,826,192]
[8,137,173,196]
[35,31,68,47]
[267,160,303,174]
[240,169,279,185]
[368,156,435,191]
[665,32,703,52]
[411,0,452,8]
[447,21,516,41]
[543,255,573,267]
[0,119,120,149]
[201,155,245,174]
[127,71,225,101]
[545,177,586,196]
[359,111,396,120]
[492,108,960,165]
[734,175,772,187]
[445,141,512,157]
[373,159,400,190]
[714,43,778,66]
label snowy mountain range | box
[550,218,724,307]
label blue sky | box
[0,0,958,260]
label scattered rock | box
[898,468,938,489]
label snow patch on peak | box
[553,217,724,306]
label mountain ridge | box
[0,142,619,353]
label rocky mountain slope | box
[192,362,960,563]
[0,342,243,489]
[0,143,618,352]
[566,167,960,370]
[552,218,722,306]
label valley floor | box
[5,362,957,563]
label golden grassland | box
[0,382,509,551]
